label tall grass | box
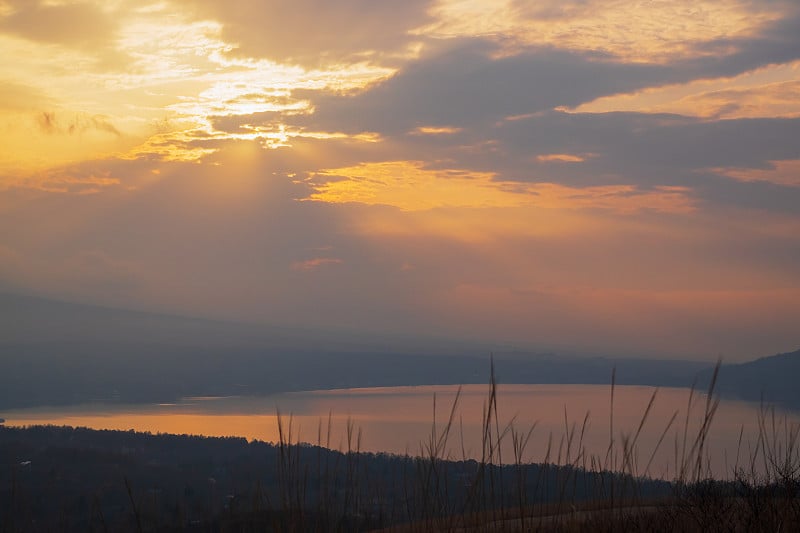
[250,359,799,532]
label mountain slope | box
[709,348,800,409]
[0,291,744,410]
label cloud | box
[307,160,695,213]
[709,159,800,187]
[424,0,795,63]
[0,0,117,49]
[37,111,121,137]
[683,4,800,75]
[178,0,434,67]
[495,112,800,178]
[292,85,800,212]
[572,68,800,119]
[410,125,463,135]
[536,153,589,163]
[15,173,120,195]
[654,80,800,119]
[292,14,800,136]
[292,257,344,271]
[296,40,673,134]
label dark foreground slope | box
[3,424,799,533]
[0,425,670,532]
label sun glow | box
[0,1,395,181]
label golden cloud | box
[418,0,783,62]
[710,159,800,187]
[308,160,695,214]
[571,62,800,118]
[411,125,463,135]
[291,258,344,271]
[536,153,587,163]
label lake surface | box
[4,384,798,480]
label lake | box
[3,384,798,480]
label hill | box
[0,425,671,532]
[708,348,800,410]
[0,292,716,410]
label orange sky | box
[1,0,799,359]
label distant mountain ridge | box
[1,292,797,411]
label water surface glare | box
[4,384,798,480]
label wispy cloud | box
[292,257,344,271]
[37,111,121,137]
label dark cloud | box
[492,112,800,174]
[599,116,800,172]
[448,111,800,211]
[295,40,673,134]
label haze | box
[2,0,800,360]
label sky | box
[1,0,799,360]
